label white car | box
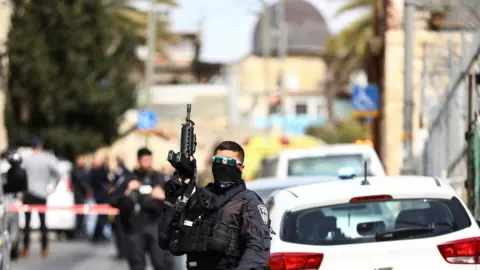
[266,176,480,270]
[247,176,338,202]
[18,159,76,239]
[258,144,386,179]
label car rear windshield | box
[281,197,471,246]
[287,154,374,177]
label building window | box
[317,103,327,119]
[295,103,308,115]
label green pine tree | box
[7,0,137,160]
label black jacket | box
[89,166,111,203]
[113,168,166,234]
[70,166,90,198]
[4,164,28,194]
[158,182,271,270]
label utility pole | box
[227,64,240,126]
[276,0,287,132]
[261,0,271,94]
[402,0,415,173]
[143,0,157,146]
[369,0,385,164]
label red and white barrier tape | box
[7,204,119,215]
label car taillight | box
[350,195,392,203]
[438,237,480,264]
[269,252,324,270]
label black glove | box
[164,176,184,203]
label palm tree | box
[107,0,177,54]
[325,0,373,82]
[322,0,372,122]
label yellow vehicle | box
[241,134,324,181]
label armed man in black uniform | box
[159,140,271,270]
[110,147,172,270]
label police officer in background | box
[108,154,130,260]
[70,155,90,239]
[114,148,172,270]
[158,141,271,270]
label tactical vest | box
[169,184,247,258]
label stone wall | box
[236,55,327,93]
[97,112,265,173]
[230,55,328,122]
[382,14,472,175]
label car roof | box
[265,144,375,160]
[282,176,458,212]
[246,176,338,191]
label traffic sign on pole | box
[137,110,157,130]
[351,84,380,118]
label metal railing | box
[420,30,480,179]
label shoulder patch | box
[257,205,269,225]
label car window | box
[281,197,471,246]
[287,154,374,177]
[259,157,279,178]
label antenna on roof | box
[361,160,370,185]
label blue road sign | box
[351,84,380,118]
[137,110,157,130]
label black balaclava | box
[212,163,242,189]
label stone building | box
[229,0,350,133]
[152,32,199,85]
[382,3,474,175]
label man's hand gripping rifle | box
[165,104,197,210]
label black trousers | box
[112,216,129,258]
[74,193,86,236]
[92,196,108,241]
[93,214,108,241]
[128,223,172,270]
[23,193,48,249]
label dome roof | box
[252,0,330,56]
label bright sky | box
[132,0,366,63]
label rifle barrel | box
[186,104,191,120]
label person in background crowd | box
[4,151,28,194]
[115,148,172,270]
[70,154,91,239]
[21,137,61,258]
[109,153,130,260]
[89,152,111,243]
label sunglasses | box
[212,156,243,167]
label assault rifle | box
[166,104,197,202]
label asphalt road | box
[11,233,185,270]
[11,239,131,270]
